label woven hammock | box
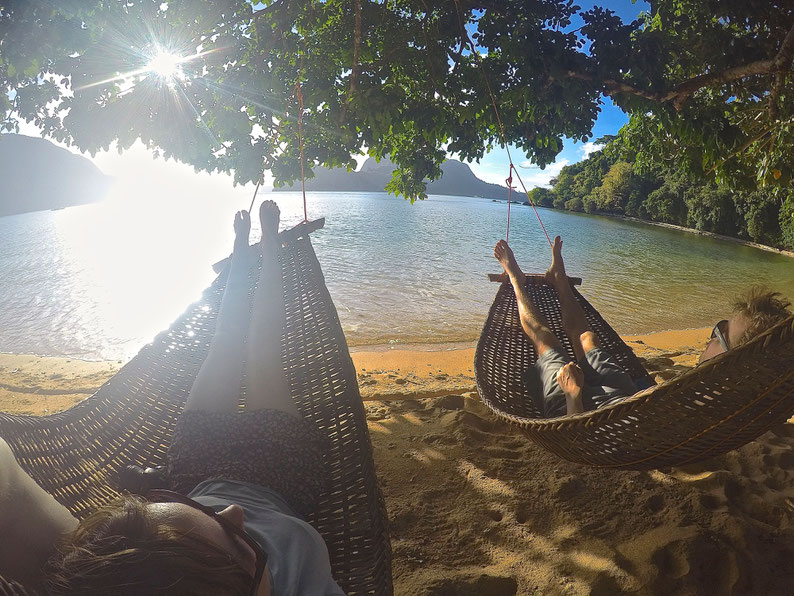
[0,226,393,596]
[475,277,794,470]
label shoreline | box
[531,205,794,258]
[610,213,794,257]
[0,327,710,415]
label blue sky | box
[468,0,650,187]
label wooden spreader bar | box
[487,273,583,285]
[213,218,325,273]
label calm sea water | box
[2,191,794,361]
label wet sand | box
[2,327,793,594]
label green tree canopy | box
[1,0,792,200]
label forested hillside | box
[0,134,110,216]
[532,139,794,251]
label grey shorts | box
[527,347,637,418]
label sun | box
[147,50,184,79]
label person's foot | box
[556,361,584,404]
[259,200,280,247]
[494,240,523,279]
[233,210,251,252]
[544,235,567,287]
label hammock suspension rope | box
[247,62,309,224]
[453,0,552,247]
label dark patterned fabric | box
[168,409,327,517]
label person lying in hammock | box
[38,201,345,595]
[494,237,792,418]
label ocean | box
[2,191,793,361]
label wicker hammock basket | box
[475,278,794,469]
[0,230,393,596]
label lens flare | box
[147,50,183,78]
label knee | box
[580,331,599,353]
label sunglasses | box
[711,319,730,352]
[147,489,267,596]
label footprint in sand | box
[645,494,665,513]
[554,475,586,500]
[425,573,517,596]
[698,493,721,510]
[484,509,504,522]
[651,533,741,595]
[483,446,524,460]
[432,394,465,410]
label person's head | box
[46,494,271,596]
[699,287,792,364]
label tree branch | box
[565,20,794,111]
[705,127,772,176]
[564,70,664,102]
[665,19,794,110]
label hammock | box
[0,223,393,596]
[475,276,794,469]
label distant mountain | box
[274,157,510,199]
[0,134,110,217]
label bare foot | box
[233,210,251,252]
[259,200,280,247]
[544,235,567,287]
[494,240,524,280]
[556,361,584,406]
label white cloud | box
[581,141,603,159]
[467,165,512,186]
[512,159,570,189]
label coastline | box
[2,327,793,594]
[611,213,794,257]
[533,205,794,258]
[0,327,709,414]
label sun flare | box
[147,50,183,78]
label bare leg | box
[494,240,562,357]
[244,201,299,417]
[544,236,599,361]
[186,211,254,412]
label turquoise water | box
[1,191,793,360]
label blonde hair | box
[46,496,251,595]
[732,287,792,345]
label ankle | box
[564,392,584,415]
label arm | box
[0,438,77,588]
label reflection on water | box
[1,191,793,360]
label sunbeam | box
[147,50,184,79]
[73,47,221,92]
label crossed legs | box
[185,201,298,417]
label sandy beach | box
[2,327,793,594]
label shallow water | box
[1,191,793,360]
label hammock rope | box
[296,74,308,222]
[453,0,552,247]
[247,59,309,223]
[247,98,293,213]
